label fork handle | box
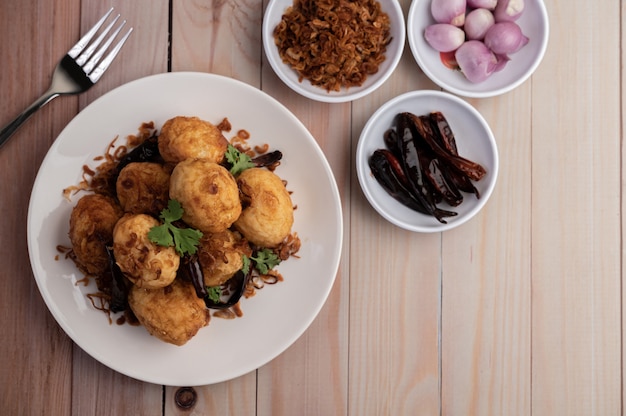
[0,91,60,149]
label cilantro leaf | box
[225,144,255,176]
[148,199,203,256]
[174,227,204,256]
[147,223,174,248]
[250,249,281,274]
[206,286,222,303]
[241,254,251,275]
[160,199,184,222]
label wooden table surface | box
[1,1,622,415]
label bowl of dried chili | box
[356,90,499,232]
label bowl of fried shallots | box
[356,90,499,232]
[263,0,405,103]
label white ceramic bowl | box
[407,0,549,98]
[356,90,498,232]
[263,0,405,103]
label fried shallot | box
[273,0,392,92]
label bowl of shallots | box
[407,0,549,98]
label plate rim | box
[26,71,344,385]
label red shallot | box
[494,0,525,22]
[467,0,496,9]
[425,24,466,52]
[464,8,495,40]
[431,0,466,27]
[454,41,498,83]
[483,21,528,54]
[423,0,531,83]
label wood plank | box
[623,0,626,412]
[68,2,169,414]
[531,1,621,414]
[4,0,625,414]
[72,348,163,415]
[255,2,353,411]
[171,0,262,85]
[440,90,532,415]
[169,0,352,414]
[0,1,81,414]
[347,1,442,412]
[166,1,263,414]
[255,77,352,415]
[163,375,256,415]
[80,0,171,105]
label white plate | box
[356,90,498,232]
[407,0,549,98]
[27,72,343,386]
[262,0,405,103]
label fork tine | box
[75,14,121,66]
[67,7,114,59]
[82,19,126,75]
[87,26,133,83]
[0,7,133,147]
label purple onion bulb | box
[494,0,525,22]
[455,40,498,83]
[484,21,529,54]
[467,0,497,9]
[424,24,466,52]
[431,0,467,27]
[493,54,511,72]
[464,8,495,40]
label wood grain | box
[254,83,352,416]
[0,1,80,414]
[531,1,621,414]
[439,89,532,415]
[348,10,443,412]
[70,2,170,415]
[0,1,624,415]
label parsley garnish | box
[147,199,203,256]
[206,286,222,303]
[249,249,281,274]
[225,144,255,175]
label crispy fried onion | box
[62,122,155,201]
[273,0,391,92]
